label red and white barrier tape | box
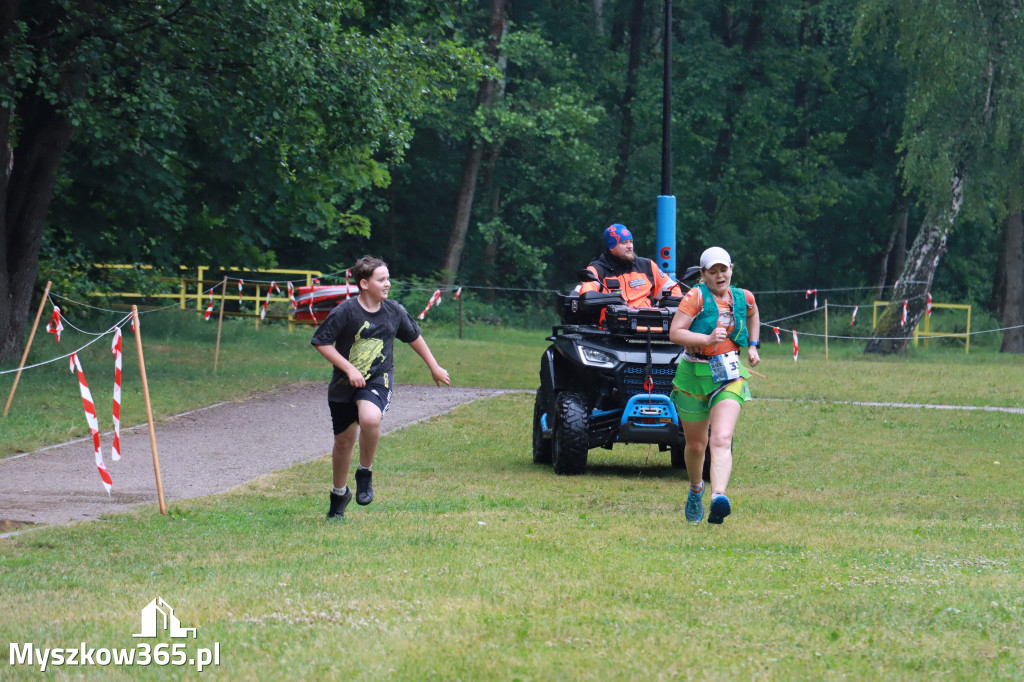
[238,279,244,304]
[345,270,351,299]
[261,282,281,321]
[850,305,859,326]
[111,328,122,461]
[901,300,908,326]
[70,352,112,493]
[46,305,64,342]
[417,289,442,320]
[204,291,214,321]
[805,289,818,309]
[454,286,462,299]
[793,331,799,362]
[926,292,932,318]
[773,326,781,344]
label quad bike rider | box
[532,224,710,477]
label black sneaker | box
[327,487,352,520]
[355,468,374,506]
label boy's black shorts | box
[329,384,393,435]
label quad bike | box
[532,269,711,478]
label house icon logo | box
[133,597,197,638]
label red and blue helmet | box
[604,223,633,250]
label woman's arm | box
[669,310,726,348]
[746,302,761,367]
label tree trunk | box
[872,200,909,298]
[865,166,964,354]
[483,142,503,299]
[990,220,1007,315]
[592,0,604,35]
[1,2,95,362]
[608,0,645,200]
[990,193,1012,316]
[998,207,1024,353]
[440,0,507,284]
[1,100,75,362]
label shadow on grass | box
[543,463,687,480]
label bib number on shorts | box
[709,350,740,383]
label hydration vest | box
[688,283,749,348]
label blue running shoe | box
[708,494,731,524]
[684,485,704,523]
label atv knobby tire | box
[671,444,712,481]
[552,392,589,475]
[672,433,727,480]
[532,388,553,465]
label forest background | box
[2,0,1023,362]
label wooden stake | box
[824,298,829,364]
[214,277,228,373]
[132,306,166,515]
[4,281,52,417]
[458,285,463,339]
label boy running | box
[312,256,450,519]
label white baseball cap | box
[700,246,732,270]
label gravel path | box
[0,383,512,531]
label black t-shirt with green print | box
[311,297,421,402]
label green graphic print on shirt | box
[349,321,388,387]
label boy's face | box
[361,266,391,300]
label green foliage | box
[15,0,1023,340]
[855,0,1024,210]
[364,9,613,291]
[36,0,482,272]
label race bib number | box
[709,350,741,383]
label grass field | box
[2,312,1023,679]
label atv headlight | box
[579,346,618,368]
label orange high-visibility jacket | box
[578,251,681,308]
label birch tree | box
[858,0,1024,353]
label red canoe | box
[291,284,359,322]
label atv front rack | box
[603,304,673,335]
[555,292,676,339]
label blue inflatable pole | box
[656,1,676,280]
[656,195,676,280]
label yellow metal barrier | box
[871,301,971,353]
[89,265,323,331]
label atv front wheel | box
[532,388,553,465]
[552,392,589,475]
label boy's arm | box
[407,336,450,387]
[315,344,366,388]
